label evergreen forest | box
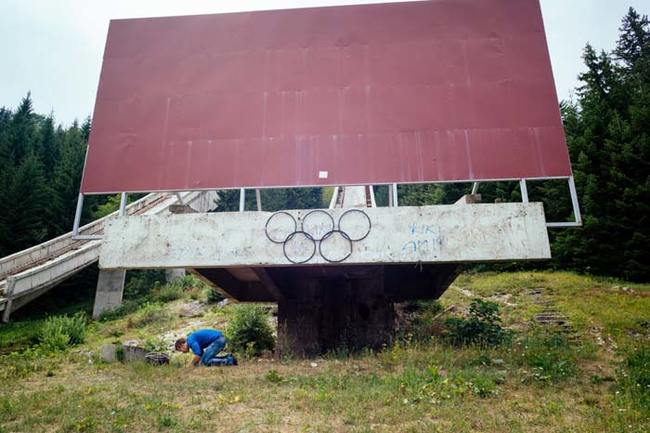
[0,8,648,282]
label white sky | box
[1,0,648,126]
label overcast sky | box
[1,0,648,126]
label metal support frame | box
[72,193,84,236]
[329,186,340,209]
[521,176,582,228]
[546,176,582,228]
[72,235,104,240]
[369,185,377,208]
[67,175,581,235]
[255,189,262,211]
[119,192,127,216]
[519,179,529,203]
[175,192,184,206]
[239,188,246,212]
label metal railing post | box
[119,192,127,216]
[72,193,84,236]
[255,189,262,211]
[568,176,582,224]
[520,179,529,203]
[239,188,246,212]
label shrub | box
[404,299,444,316]
[226,305,275,356]
[175,274,208,290]
[98,302,139,322]
[124,270,167,300]
[39,313,88,350]
[154,283,184,302]
[205,287,224,304]
[144,337,169,353]
[127,302,171,328]
[444,298,509,346]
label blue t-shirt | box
[186,329,223,356]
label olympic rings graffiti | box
[264,209,371,263]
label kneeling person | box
[175,329,237,366]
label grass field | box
[1,271,649,432]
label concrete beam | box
[192,268,278,302]
[100,203,551,270]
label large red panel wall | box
[81,0,572,194]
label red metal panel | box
[81,0,572,194]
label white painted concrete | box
[100,202,551,269]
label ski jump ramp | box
[0,191,217,322]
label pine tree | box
[50,121,86,235]
[615,8,650,79]
[3,152,51,254]
[39,113,59,178]
[81,116,92,142]
[11,92,37,162]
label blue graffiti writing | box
[410,223,440,237]
[401,236,445,253]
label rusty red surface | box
[81,0,572,194]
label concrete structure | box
[101,203,549,270]
[0,191,217,322]
[98,186,550,355]
[92,270,127,318]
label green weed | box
[126,302,171,328]
[616,345,650,409]
[514,331,579,383]
[153,283,184,302]
[266,369,284,383]
[39,312,88,350]
[444,298,510,346]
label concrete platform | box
[100,202,550,270]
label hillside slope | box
[1,271,649,432]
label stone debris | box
[100,344,117,362]
[179,300,205,317]
[457,288,475,298]
[99,344,147,363]
[488,293,516,307]
[217,299,230,309]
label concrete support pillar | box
[2,299,13,323]
[166,269,186,282]
[92,269,126,318]
[277,268,394,357]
